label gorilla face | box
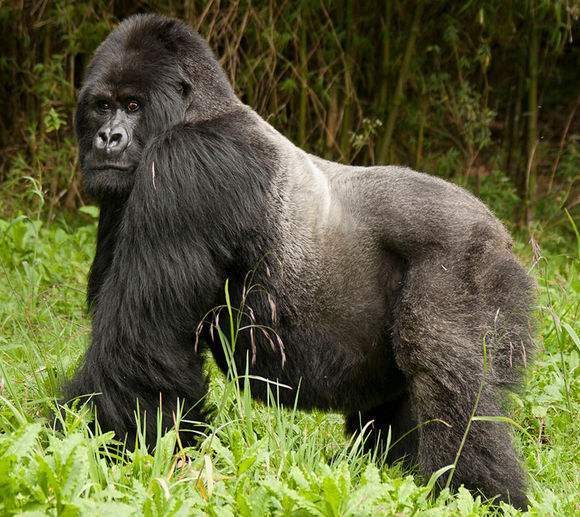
[75,50,190,197]
[75,14,237,198]
[76,88,144,196]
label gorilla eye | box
[96,100,111,112]
[126,100,140,112]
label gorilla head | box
[75,15,238,197]
[65,14,535,509]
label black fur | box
[64,14,536,509]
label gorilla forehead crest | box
[84,14,233,102]
[66,13,536,509]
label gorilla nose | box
[95,126,129,154]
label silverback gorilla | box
[64,14,535,507]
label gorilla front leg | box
[64,132,231,448]
[64,242,211,449]
[393,257,529,508]
[64,321,208,449]
[66,117,274,448]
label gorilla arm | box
[64,118,275,446]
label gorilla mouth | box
[89,164,134,173]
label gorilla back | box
[64,14,535,509]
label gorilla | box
[64,13,535,508]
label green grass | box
[0,213,578,516]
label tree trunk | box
[415,95,427,169]
[512,66,525,200]
[339,0,354,160]
[298,18,308,147]
[377,0,423,164]
[326,89,339,158]
[377,1,392,116]
[523,7,540,227]
[504,88,515,175]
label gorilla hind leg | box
[345,393,419,467]
[392,249,533,509]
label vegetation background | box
[0,0,578,515]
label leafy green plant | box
[0,214,578,514]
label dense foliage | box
[0,214,578,514]
[0,0,578,229]
[0,1,578,515]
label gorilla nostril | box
[95,131,108,149]
[94,127,128,153]
[108,128,128,151]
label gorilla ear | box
[178,81,192,99]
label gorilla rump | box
[65,14,535,508]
